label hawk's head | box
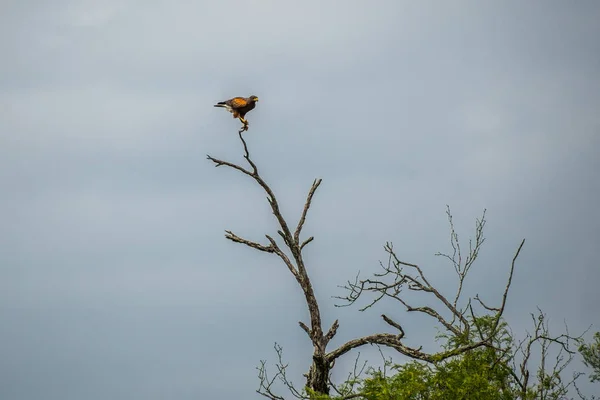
[249,95,259,103]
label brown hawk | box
[214,95,259,131]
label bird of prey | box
[214,95,259,131]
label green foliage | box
[318,317,520,400]
[321,315,581,400]
[433,348,515,399]
[580,332,600,383]
[307,387,334,400]
[355,348,517,400]
[360,362,433,400]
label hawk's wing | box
[228,97,249,109]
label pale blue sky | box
[1,1,599,399]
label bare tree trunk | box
[208,131,334,394]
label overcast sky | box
[1,1,599,399]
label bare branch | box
[329,351,368,399]
[326,334,423,362]
[503,307,588,399]
[294,179,322,246]
[489,238,525,335]
[336,237,470,337]
[256,359,286,400]
[225,230,275,253]
[206,154,254,178]
[326,332,489,365]
[264,235,299,279]
[237,130,259,174]
[257,343,307,400]
[396,297,461,337]
[299,321,311,338]
[474,294,500,312]
[500,239,525,316]
[325,320,339,344]
[375,344,395,379]
[386,244,470,330]
[300,237,314,250]
[381,314,405,337]
[434,207,487,327]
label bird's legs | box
[238,117,249,132]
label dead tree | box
[207,132,526,398]
[207,131,331,395]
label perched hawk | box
[214,95,259,131]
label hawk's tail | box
[214,102,226,107]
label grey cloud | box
[1,1,600,399]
